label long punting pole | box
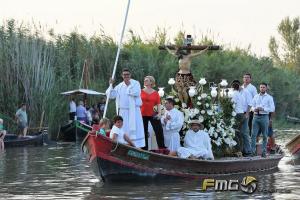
[103,0,131,118]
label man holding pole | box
[106,68,145,148]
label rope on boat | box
[103,0,131,118]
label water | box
[0,131,300,200]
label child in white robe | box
[161,98,184,153]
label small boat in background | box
[4,131,48,147]
[286,115,300,123]
[58,120,91,142]
[286,134,300,159]
[59,60,105,143]
[81,132,284,182]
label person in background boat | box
[231,80,252,157]
[98,118,110,136]
[90,104,100,125]
[141,76,166,150]
[176,120,214,160]
[85,106,93,125]
[251,82,275,157]
[106,68,145,148]
[76,101,88,124]
[69,97,76,121]
[161,98,184,155]
[97,98,106,118]
[110,115,135,147]
[15,103,28,137]
[242,73,257,136]
[0,118,6,151]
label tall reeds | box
[0,19,300,139]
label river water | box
[0,130,299,200]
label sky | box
[0,0,299,56]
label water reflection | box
[0,131,299,199]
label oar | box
[103,0,131,118]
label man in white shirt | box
[161,98,184,154]
[69,98,76,120]
[251,82,275,157]
[231,80,252,156]
[177,120,214,160]
[106,68,145,148]
[242,73,258,136]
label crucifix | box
[159,35,220,107]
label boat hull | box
[286,115,300,123]
[59,121,91,142]
[82,133,284,182]
[286,134,300,159]
[4,132,47,147]
[291,144,300,159]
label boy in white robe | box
[161,98,184,154]
[177,120,214,160]
[106,68,145,148]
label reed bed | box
[0,19,299,139]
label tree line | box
[0,18,299,139]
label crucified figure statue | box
[165,46,208,106]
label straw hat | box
[188,120,204,130]
[189,120,202,125]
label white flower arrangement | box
[162,78,237,156]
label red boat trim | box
[292,144,300,155]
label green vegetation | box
[269,16,300,73]
[0,19,299,139]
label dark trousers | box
[69,112,76,120]
[142,116,165,149]
[234,113,244,152]
[248,111,254,136]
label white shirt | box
[240,88,252,112]
[161,108,184,132]
[69,101,76,113]
[251,93,275,114]
[106,79,142,109]
[181,129,214,159]
[242,83,257,99]
[110,125,128,144]
[161,108,184,151]
[232,90,246,114]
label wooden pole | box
[39,111,45,132]
[103,0,131,118]
[56,125,61,141]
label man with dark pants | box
[231,80,252,157]
[251,83,275,157]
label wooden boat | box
[286,115,300,123]
[4,131,47,147]
[286,134,300,159]
[81,133,284,182]
[58,120,91,142]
